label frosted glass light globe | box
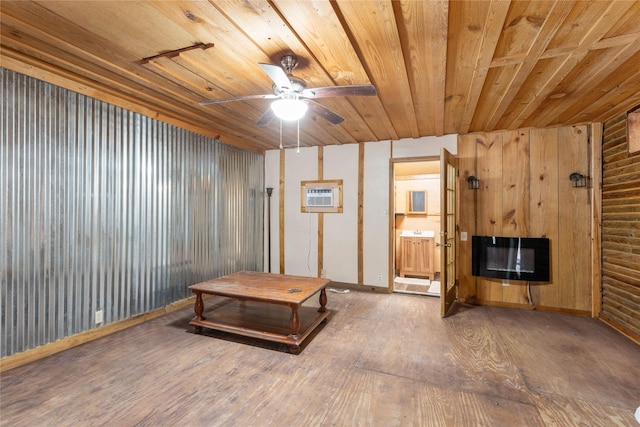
[271,99,308,121]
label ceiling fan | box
[199,54,377,126]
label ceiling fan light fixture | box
[271,98,308,121]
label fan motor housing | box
[273,75,307,95]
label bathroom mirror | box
[407,190,427,214]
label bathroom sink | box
[400,230,435,238]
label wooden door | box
[439,149,458,317]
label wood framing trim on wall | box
[358,143,365,285]
[318,147,324,278]
[279,149,285,274]
[590,123,603,317]
[456,134,478,301]
[388,144,395,290]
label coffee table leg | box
[318,287,327,313]
[289,305,300,339]
[289,344,301,355]
[289,306,301,355]
[193,291,205,333]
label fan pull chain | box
[279,119,283,149]
[297,119,300,153]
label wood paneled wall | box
[601,113,640,342]
[458,126,597,314]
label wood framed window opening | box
[301,179,343,213]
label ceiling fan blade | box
[259,63,292,91]
[305,100,345,125]
[301,84,377,99]
[199,93,277,106]
[256,108,275,127]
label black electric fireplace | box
[472,236,550,282]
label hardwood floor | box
[1,291,639,426]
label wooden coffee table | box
[188,271,330,354]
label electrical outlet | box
[377,275,383,283]
[461,231,468,241]
[95,309,104,324]
[502,280,509,287]
[320,269,327,278]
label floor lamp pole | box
[266,187,273,273]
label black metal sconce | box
[569,172,587,188]
[467,175,480,190]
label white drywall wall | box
[284,146,318,277]
[322,144,359,283]
[265,134,458,286]
[363,140,391,287]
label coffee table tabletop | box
[189,270,329,305]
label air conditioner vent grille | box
[306,188,333,207]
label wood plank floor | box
[2,291,639,426]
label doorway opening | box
[392,158,441,297]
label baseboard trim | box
[464,298,591,316]
[0,296,197,373]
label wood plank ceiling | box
[2,1,640,153]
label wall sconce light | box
[569,172,587,188]
[467,175,480,190]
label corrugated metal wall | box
[601,112,640,340]
[0,68,264,357]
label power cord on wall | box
[307,210,313,277]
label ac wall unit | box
[300,179,343,213]
[306,188,334,207]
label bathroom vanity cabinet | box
[399,236,434,280]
